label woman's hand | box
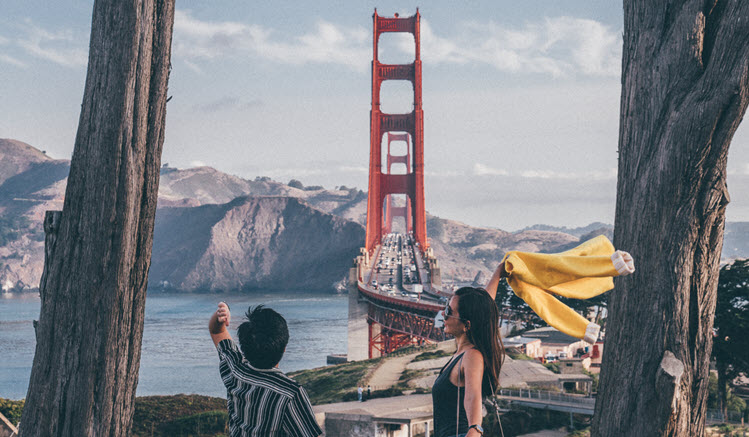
[495,261,507,278]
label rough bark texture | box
[19,1,175,436]
[592,1,749,436]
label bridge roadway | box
[356,233,447,345]
[359,233,445,310]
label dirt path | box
[367,354,417,390]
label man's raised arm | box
[209,302,232,346]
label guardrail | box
[498,389,596,407]
[706,409,746,425]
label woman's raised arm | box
[485,261,506,301]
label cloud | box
[170,10,619,77]
[338,166,368,173]
[17,20,87,67]
[418,17,621,77]
[0,54,26,67]
[472,163,616,180]
[192,97,263,113]
[173,10,369,71]
[190,160,207,167]
[518,168,617,180]
[473,163,509,176]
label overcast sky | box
[2,1,748,231]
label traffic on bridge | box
[348,10,453,359]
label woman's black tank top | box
[432,352,468,437]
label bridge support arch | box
[365,9,427,253]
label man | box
[209,302,322,437]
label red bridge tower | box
[365,9,427,252]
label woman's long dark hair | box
[455,286,504,396]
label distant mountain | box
[1,138,746,292]
[427,215,578,283]
[0,139,52,185]
[150,196,364,291]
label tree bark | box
[20,1,175,436]
[592,2,749,436]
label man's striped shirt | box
[217,339,322,437]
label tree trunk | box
[20,1,174,436]
[592,2,749,437]
[716,359,728,419]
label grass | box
[544,362,561,374]
[1,395,228,437]
[132,394,228,436]
[288,357,382,405]
[506,350,536,361]
[412,349,451,362]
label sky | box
[1,1,748,231]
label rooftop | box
[523,327,582,345]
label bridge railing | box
[498,389,596,407]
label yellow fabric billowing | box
[502,235,622,341]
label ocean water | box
[0,291,348,400]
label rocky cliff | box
[150,196,365,291]
[426,215,579,283]
[3,138,747,292]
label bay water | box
[0,291,348,400]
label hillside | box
[150,196,365,291]
[2,138,747,292]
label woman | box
[432,264,506,437]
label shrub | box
[160,410,228,436]
[0,398,24,426]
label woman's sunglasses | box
[443,303,466,321]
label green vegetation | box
[582,370,599,394]
[708,373,747,415]
[483,403,590,436]
[288,357,382,405]
[131,394,227,437]
[543,362,561,374]
[394,369,424,391]
[287,179,304,189]
[713,259,749,417]
[1,395,228,436]
[412,349,451,362]
[506,350,535,361]
[0,398,24,426]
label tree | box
[19,1,175,436]
[592,2,749,436]
[713,259,749,417]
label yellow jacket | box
[502,235,634,344]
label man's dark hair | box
[237,305,289,369]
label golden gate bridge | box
[348,10,451,360]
